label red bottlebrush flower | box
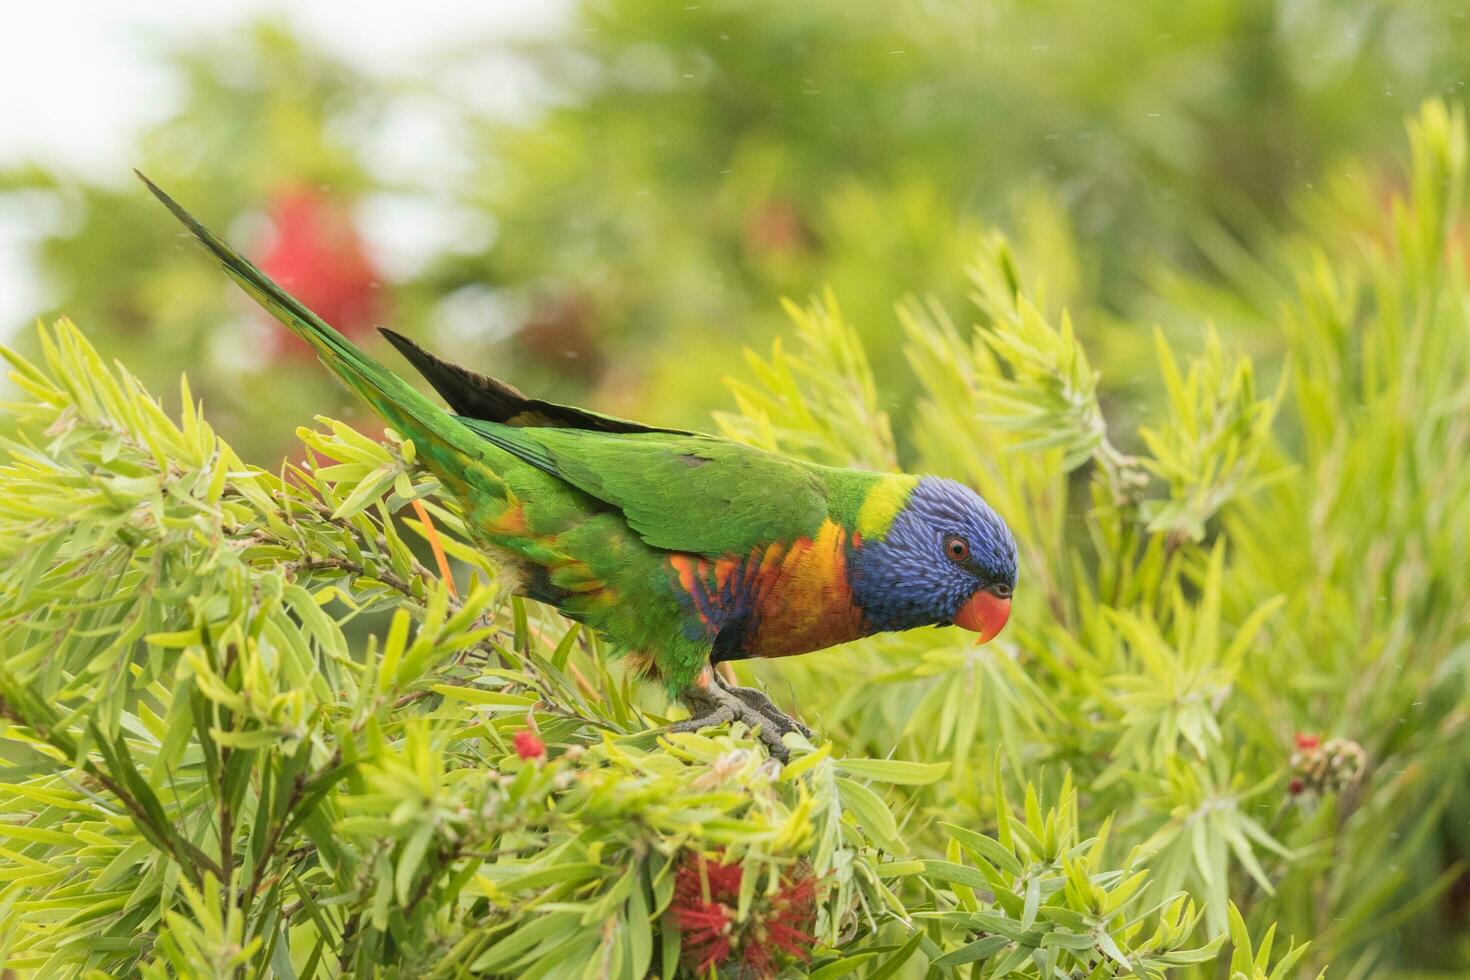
[1294,733,1320,751]
[671,884,733,974]
[512,729,545,761]
[670,852,817,978]
[256,185,382,361]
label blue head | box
[849,477,1017,640]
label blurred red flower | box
[512,729,545,761]
[671,851,816,978]
[256,185,381,361]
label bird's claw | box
[672,676,813,762]
[713,676,815,740]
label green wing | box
[459,420,829,556]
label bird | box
[139,173,1018,759]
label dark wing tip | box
[378,327,424,359]
[378,329,698,436]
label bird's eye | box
[944,535,970,562]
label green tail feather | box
[137,172,481,463]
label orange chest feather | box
[668,520,869,659]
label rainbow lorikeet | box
[141,175,1018,758]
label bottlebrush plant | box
[1,98,1468,978]
[0,322,1233,978]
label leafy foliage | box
[12,0,1470,451]
[0,320,1234,976]
[0,23,411,462]
[692,99,1470,976]
[4,42,1470,975]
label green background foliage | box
[3,2,1470,976]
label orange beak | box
[954,590,1012,645]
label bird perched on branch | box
[140,174,1017,759]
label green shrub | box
[2,99,1468,977]
[0,326,1226,978]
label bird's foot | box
[671,674,811,762]
[711,671,814,740]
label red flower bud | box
[1294,733,1320,751]
[513,729,545,761]
[1289,777,1305,795]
